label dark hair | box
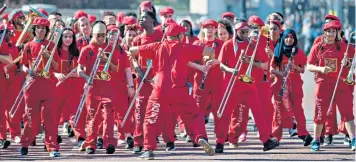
[126,12,137,19]
[57,27,80,62]
[137,5,159,26]
[50,11,62,17]
[180,20,194,37]
[217,19,233,36]
[141,11,158,27]
[119,24,125,38]
[32,25,50,38]
[103,11,116,18]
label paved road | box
[0,71,354,161]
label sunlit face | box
[160,14,173,24]
[269,23,280,41]
[108,31,119,45]
[15,15,26,26]
[180,22,191,36]
[125,30,137,45]
[93,32,106,45]
[218,27,229,41]
[139,12,153,27]
[62,30,74,47]
[104,15,116,25]
[79,18,91,35]
[35,25,47,40]
[236,29,249,41]
[324,28,337,42]
[284,33,294,46]
[202,25,216,38]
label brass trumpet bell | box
[96,71,111,81]
[343,77,355,85]
[239,75,254,84]
[40,70,50,79]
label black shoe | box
[132,146,143,154]
[97,138,104,149]
[192,142,200,147]
[125,137,134,149]
[106,144,115,154]
[57,135,62,144]
[85,148,95,154]
[156,137,160,144]
[166,142,176,151]
[344,134,351,145]
[68,126,75,137]
[30,140,36,146]
[320,136,324,145]
[44,145,47,151]
[263,138,278,151]
[138,150,154,160]
[0,140,11,149]
[323,134,333,146]
[20,147,28,155]
[20,121,24,129]
[303,135,313,147]
[215,143,224,153]
[288,128,298,137]
[77,137,85,148]
[174,135,178,140]
[204,116,209,124]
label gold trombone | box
[343,32,356,85]
[326,31,355,116]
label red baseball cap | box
[32,17,50,27]
[165,23,186,36]
[201,19,218,28]
[324,14,340,22]
[9,10,24,21]
[235,21,249,31]
[122,16,136,25]
[248,15,264,26]
[222,12,235,19]
[140,1,153,10]
[38,8,49,17]
[74,10,88,19]
[88,14,96,23]
[160,7,174,16]
[323,20,342,30]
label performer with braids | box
[270,29,312,146]
[307,20,356,151]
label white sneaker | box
[14,136,21,143]
[117,139,125,145]
[239,133,247,143]
[62,122,69,134]
[229,143,238,148]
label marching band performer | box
[19,17,61,157]
[180,20,199,44]
[221,12,235,24]
[76,17,92,51]
[155,6,174,31]
[217,19,233,42]
[72,10,88,34]
[131,11,163,154]
[192,19,226,153]
[0,23,14,149]
[127,23,216,160]
[218,20,279,151]
[306,20,356,151]
[77,21,119,154]
[102,11,116,26]
[137,1,159,27]
[270,29,312,145]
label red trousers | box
[114,83,134,135]
[20,78,59,152]
[271,78,309,141]
[314,81,354,124]
[143,87,207,150]
[0,76,7,140]
[133,82,152,147]
[227,85,270,144]
[4,75,25,139]
[81,89,117,149]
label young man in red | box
[20,17,60,157]
[154,6,174,32]
[0,24,15,149]
[131,11,163,154]
[77,21,119,154]
[218,21,278,151]
[128,23,215,160]
[307,20,356,151]
[192,19,226,153]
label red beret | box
[269,20,282,28]
[38,8,48,17]
[9,10,24,21]
[201,19,218,28]
[2,13,9,20]
[0,24,14,31]
[222,12,235,19]
[165,23,186,36]
[122,16,136,25]
[248,15,264,26]
[116,12,125,24]
[160,7,174,16]
[324,14,340,22]
[74,10,88,19]
[235,21,249,31]
[140,1,153,10]
[107,24,119,32]
[32,17,50,27]
[88,14,96,23]
[323,20,342,30]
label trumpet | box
[343,32,356,85]
[73,48,104,127]
[327,31,355,116]
[8,46,45,118]
[96,28,120,81]
[39,28,64,79]
[239,29,261,84]
[216,30,252,118]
